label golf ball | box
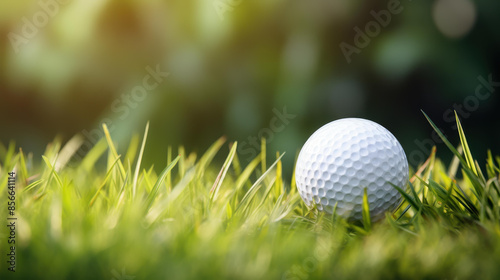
[295,118,408,220]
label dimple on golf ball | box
[295,118,409,220]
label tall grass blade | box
[392,182,421,213]
[196,137,226,176]
[80,138,107,172]
[145,155,180,212]
[210,142,238,202]
[455,112,478,176]
[89,156,123,207]
[102,123,126,179]
[56,135,84,172]
[362,188,372,231]
[124,134,140,168]
[235,153,285,214]
[261,137,267,174]
[422,111,468,168]
[42,155,64,189]
[132,122,150,197]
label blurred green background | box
[1,0,499,173]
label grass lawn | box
[1,114,500,280]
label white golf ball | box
[295,118,409,220]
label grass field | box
[1,114,500,280]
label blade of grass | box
[89,156,123,207]
[422,111,468,168]
[261,137,267,174]
[290,153,298,196]
[234,156,261,194]
[235,153,285,214]
[251,177,277,216]
[196,137,226,176]
[102,123,126,179]
[178,146,186,177]
[166,146,172,192]
[274,151,283,199]
[232,150,242,178]
[462,168,487,201]
[18,148,29,183]
[392,182,421,213]
[210,142,238,203]
[80,138,107,173]
[142,169,154,193]
[455,112,478,176]
[42,155,64,189]
[124,134,140,169]
[23,179,44,193]
[56,134,84,172]
[226,201,233,219]
[410,147,435,184]
[396,204,412,221]
[144,155,180,212]
[132,122,150,197]
[362,188,372,231]
[447,146,462,180]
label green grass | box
[1,114,500,280]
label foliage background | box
[0,0,499,170]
